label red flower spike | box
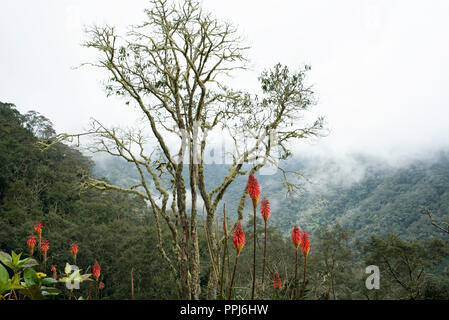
[40,239,50,261]
[291,225,302,250]
[233,221,245,257]
[273,271,282,289]
[70,242,79,260]
[99,282,105,290]
[34,221,43,243]
[261,198,270,222]
[27,234,36,256]
[247,172,260,205]
[93,261,101,281]
[301,230,311,257]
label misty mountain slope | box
[92,151,449,241]
[282,153,449,241]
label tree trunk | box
[189,160,201,300]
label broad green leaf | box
[0,251,12,264]
[0,283,9,295]
[17,257,30,268]
[24,268,40,287]
[0,263,9,285]
[21,259,39,269]
[0,252,15,271]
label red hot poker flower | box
[301,230,311,257]
[93,261,101,281]
[261,198,270,222]
[233,221,245,257]
[27,234,36,256]
[40,239,50,261]
[247,172,260,205]
[99,282,105,290]
[34,221,43,243]
[51,265,57,279]
[291,225,302,250]
[70,242,79,261]
[273,271,282,289]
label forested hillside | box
[0,102,178,299]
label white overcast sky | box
[1,0,449,162]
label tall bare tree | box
[42,0,324,299]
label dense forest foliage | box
[2,101,449,300]
[0,102,177,299]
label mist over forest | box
[93,144,449,241]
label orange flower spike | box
[232,221,245,257]
[34,221,43,243]
[51,265,57,280]
[247,172,260,207]
[301,230,311,258]
[70,242,79,261]
[99,282,105,290]
[261,198,270,222]
[291,225,302,250]
[27,234,36,256]
[40,239,50,261]
[273,271,282,289]
[93,261,101,281]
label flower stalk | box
[247,172,260,300]
[260,198,270,295]
[291,225,301,299]
[219,204,229,299]
[40,239,50,271]
[300,230,310,299]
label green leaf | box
[0,252,15,271]
[41,277,58,286]
[0,263,9,285]
[19,284,45,300]
[41,286,61,296]
[21,258,39,269]
[9,274,25,290]
[0,251,12,264]
[11,251,21,266]
[17,257,30,268]
[24,268,40,287]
